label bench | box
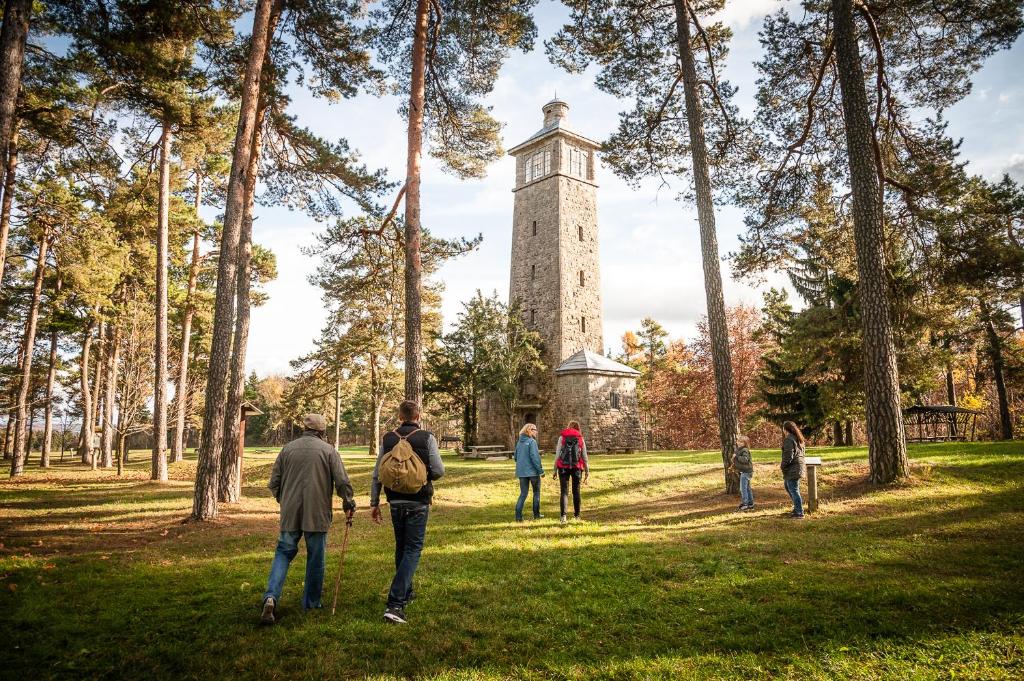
[463,444,511,460]
[439,435,462,451]
[805,456,823,513]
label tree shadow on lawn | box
[5,480,1021,680]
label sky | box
[242,0,1024,377]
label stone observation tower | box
[480,99,643,452]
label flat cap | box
[303,413,328,432]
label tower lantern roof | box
[508,97,600,156]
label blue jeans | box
[739,471,754,506]
[515,476,541,520]
[388,503,430,608]
[784,477,804,516]
[263,530,327,609]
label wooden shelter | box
[903,405,980,443]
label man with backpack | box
[370,400,445,624]
[554,420,590,524]
[261,414,355,625]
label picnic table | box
[462,444,513,460]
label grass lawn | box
[1,442,1022,680]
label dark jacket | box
[268,430,355,533]
[371,421,445,506]
[781,434,805,480]
[733,446,753,475]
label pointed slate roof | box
[555,349,640,376]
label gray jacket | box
[268,431,355,532]
[733,446,754,474]
[781,434,805,480]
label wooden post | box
[805,456,822,513]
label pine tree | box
[550,0,743,491]
[738,0,1022,482]
[370,0,537,404]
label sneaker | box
[789,512,805,520]
[260,597,276,625]
[737,503,748,511]
[515,517,524,523]
[560,515,567,525]
[383,606,407,624]
[573,515,582,522]
[533,514,545,520]
[743,504,755,512]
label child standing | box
[733,435,754,511]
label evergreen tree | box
[550,0,744,491]
[370,0,538,403]
[737,0,1022,482]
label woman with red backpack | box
[554,420,590,524]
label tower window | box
[610,391,621,410]
[530,309,537,325]
[526,149,551,182]
[568,147,589,177]
[579,270,584,286]
[532,220,537,236]
[531,264,536,280]
[579,225,584,241]
[581,317,586,333]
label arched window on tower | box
[531,264,536,280]
[530,309,537,326]
[579,225,584,241]
[581,316,586,333]
[610,391,621,410]
[532,220,537,236]
[579,270,584,286]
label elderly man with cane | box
[260,413,355,624]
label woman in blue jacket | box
[513,423,544,521]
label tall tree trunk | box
[193,0,280,521]
[151,123,171,480]
[845,420,854,447]
[672,0,739,493]
[831,0,908,483]
[40,274,61,468]
[981,303,1013,440]
[77,318,95,463]
[832,420,844,446]
[101,321,120,467]
[91,319,105,471]
[402,0,429,404]
[219,106,265,504]
[172,219,202,463]
[0,127,18,287]
[10,228,46,476]
[0,0,30,196]
[334,372,342,449]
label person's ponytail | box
[782,421,805,445]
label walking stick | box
[330,515,353,616]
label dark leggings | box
[558,468,582,517]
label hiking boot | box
[260,597,276,625]
[383,606,408,624]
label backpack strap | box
[397,428,420,441]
